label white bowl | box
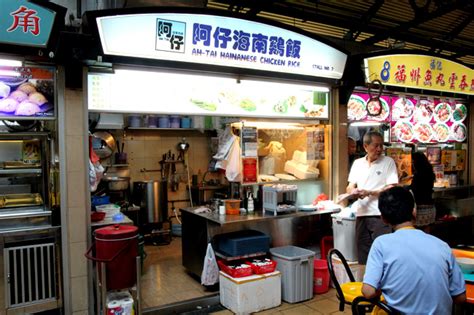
[456,257,474,274]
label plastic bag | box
[225,139,242,182]
[89,159,105,192]
[201,243,219,286]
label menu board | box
[441,150,466,171]
[88,71,329,119]
[347,93,390,122]
[390,98,467,143]
[0,65,55,119]
[347,92,467,143]
[386,148,412,182]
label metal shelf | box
[0,168,42,175]
[241,177,321,186]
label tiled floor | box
[141,237,348,314]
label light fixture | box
[0,58,23,67]
[0,69,21,77]
[350,121,382,127]
[233,121,305,130]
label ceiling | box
[205,0,474,67]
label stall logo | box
[155,18,185,53]
[7,5,41,36]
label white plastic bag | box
[201,243,219,286]
[225,139,242,182]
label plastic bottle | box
[247,192,254,213]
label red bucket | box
[86,225,138,290]
[313,259,330,294]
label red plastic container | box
[320,236,334,261]
[92,225,138,290]
[218,260,253,278]
[247,260,277,274]
[313,259,330,294]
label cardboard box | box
[330,257,365,288]
[219,271,281,315]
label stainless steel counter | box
[433,185,474,218]
[180,207,339,278]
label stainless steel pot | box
[132,180,168,224]
[103,177,129,191]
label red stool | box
[320,236,334,261]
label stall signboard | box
[88,69,330,119]
[0,65,55,119]
[95,13,347,79]
[364,54,474,96]
[0,0,57,47]
[348,92,467,143]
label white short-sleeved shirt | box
[348,155,398,216]
[363,229,466,314]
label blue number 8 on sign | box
[380,61,390,81]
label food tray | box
[217,260,253,278]
[0,193,43,208]
[247,259,277,274]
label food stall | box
[344,53,473,244]
[0,1,66,313]
[81,7,348,309]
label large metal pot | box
[132,180,168,225]
[103,177,130,191]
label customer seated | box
[362,186,466,314]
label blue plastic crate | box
[215,230,270,257]
[91,195,110,206]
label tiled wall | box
[108,129,218,216]
[64,88,90,314]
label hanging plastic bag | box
[201,243,219,286]
[225,139,242,182]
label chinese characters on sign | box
[7,6,41,36]
[190,22,303,68]
[365,55,474,95]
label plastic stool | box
[320,236,334,261]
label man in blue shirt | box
[362,186,466,314]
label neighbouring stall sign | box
[0,0,56,47]
[96,13,347,79]
[364,55,474,96]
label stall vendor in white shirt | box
[346,131,398,264]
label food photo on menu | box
[347,93,390,122]
[392,97,415,120]
[434,102,452,123]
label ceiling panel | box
[206,0,474,67]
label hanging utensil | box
[91,131,116,159]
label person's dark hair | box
[363,130,383,145]
[379,186,415,225]
[412,152,435,184]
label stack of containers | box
[215,230,281,314]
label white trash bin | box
[331,212,357,262]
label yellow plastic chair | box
[352,296,399,315]
[327,249,371,312]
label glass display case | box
[0,132,52,230]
